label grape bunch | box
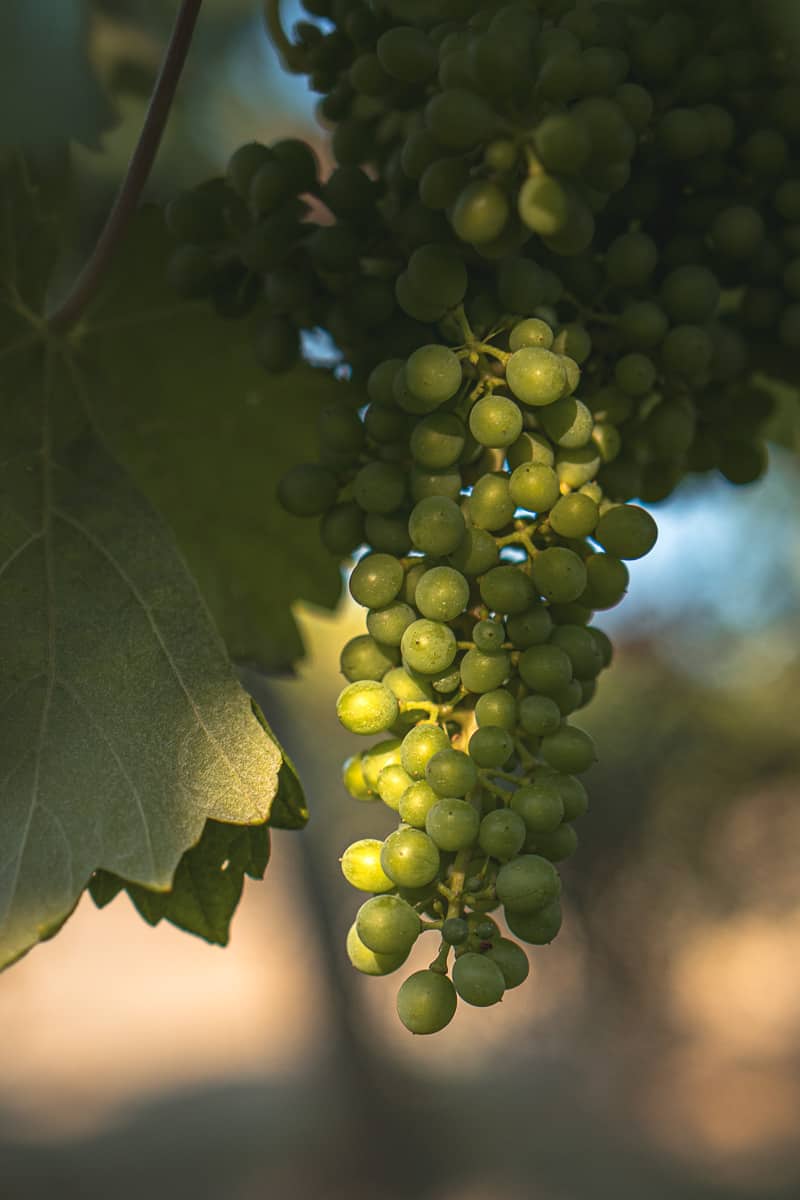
[163,0,800,1030]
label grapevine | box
[161,0,799,1031]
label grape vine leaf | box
[0,155,294,967]
[80,207,352,672]
[89,818,270,946]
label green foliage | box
[0,154,305,966]
[82,207,347,672]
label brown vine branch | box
[47,0,204,334]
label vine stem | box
[47,0,204,334]
[264,0,303,71]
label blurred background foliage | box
[1,2,799,1198]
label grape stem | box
[47,0,203,333]
[264,0,305,71]
[429,845,473,975]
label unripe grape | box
[540,725,597,773]
[401,723,451,779]
[495,855,561,913]
[442,917,469,946]
[381,828,441,888]
[469,395,523,448]
[356,895,420,955]
[475,689,517,730]
[415,566,470,622]
[518,695,562,737]
[426,747,479,797]
[480,565,537,614]
[346,924,409,976]
[594,504,658,559]
[506,348,567,407]
[340,635,398,683]
[425,798,480,851]
[409,496,466,556]
[401,618,457,675]
[486,938,529,988]
[337,681,399,735]
[342,754,375,802]
[511,780,564,834]
[398,779,440,828]
[341,839,395,892]
[478,809,526,860]
[452,952,505,1006]
[532,547,588,604]
[377,763,414,811]
[460,649,511,694]
[529,823,579,862]
[504,899,563,944]
[397,970,458,1034]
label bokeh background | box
[2,3,800,1197]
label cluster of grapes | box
[164,0,800,1031]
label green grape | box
[538,50,583,102]
[659,106,709,158]
[409,496,466,555]
[661,324,714,379]
[353,462,407,514]
[594,504,657,559]
[383,666,434,705]
[509,463,560,512]
[411,466,464,504]
[377,763,414,811]
[475,688,517,731]
[506,606,554,648]
[337,682,399,735]
[368,359,405,406]
[517,176,569,236]
[550,625,603,680]
[473,620,505,653]
[419,156,471,210]
[346,923,409,976]
[551,678,582,716]
[357,894,421,955]
[426,747,479,797]
[468,473,515,531]
[531,546,588,604]
[376,25,437,83]
[349,553,404,609]
[395,270,448,321]
[539,397,594,449]
[615,82,653,131]
[342,754,375,802]
[533,113,590,175]
[478,808,526,860]
[227,142,273,199]
[528,823,579,863]
[711,205,765,259]
[660,266,721,324]
[407,243,468,309]
[588,627,613,669]
[396,970,457,1034]
[618,301,669,349]
[480,565,537,615]
[341,839,395,892]
[539,725,597,773]
[415,566,470,622]
[468,726,514,769]
[486,938,529,988]
[518,643,573,694]
[381,828,441,888]
[401,618,457,675]
[506,347,567,407]
[504,899,562,944]
[405,345,463,409]
[510,779,565,835]
[442,917,469,946]
[398,779,440,828]
[509,319,555,352]
[432,666,462,695]
[583,553,629,609]
[460,648,511,694]
[452,181,511,244]
[495,854,561,914]
[340,635,398,683]
[410,413,466,470]
[401,722,451,779]
[553,323,592,366]
[366,602,416,647]
[425,88,495,149]
[548,493,599,538]
[605,231,658,289]
[614,352,657,398]
[591,423,622,465]
[452,952,505,1007]
[449,526,499,576]
[272,137,318,192]
[518,694,562,737]
[277,463,338,518]
[364,512,412,558]
[425,798,480,851]
[498,258,559,312]
[468,395,523,449]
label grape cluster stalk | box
[164,0,799,1032]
